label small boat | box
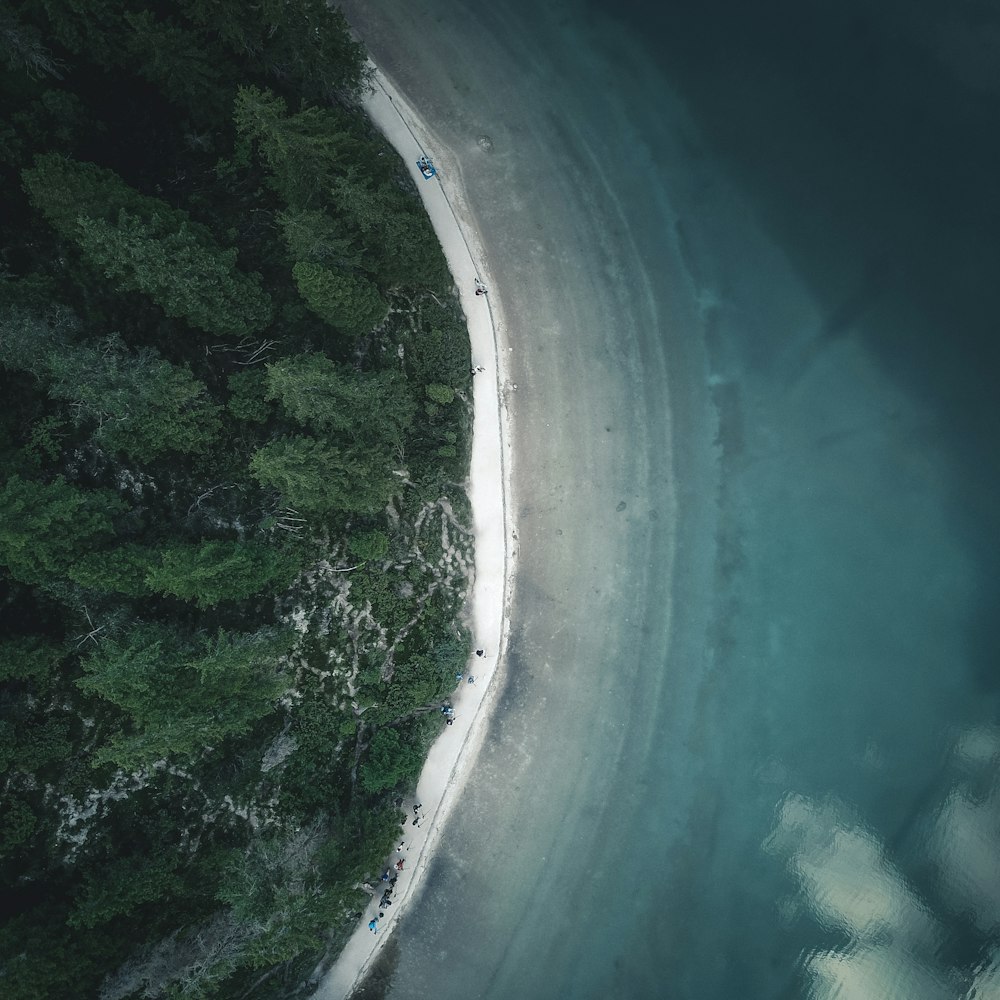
[417,156,437,179]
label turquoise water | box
[335,2,1000,997]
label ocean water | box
[330,2,1000,998]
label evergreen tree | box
[250,434,398,515]
[328,174,448,287]
[0,636,64,686]
[45,336,222,457]
[180,0,365,101]
[69,854,183,930]
[277,207,361,268]
[265,352,414,444]
[291,261,388,336]
[359,727,423,793]
[79,625,293,767]
[234,85,354,208]
[74,212,271,337]
[0,475,124,585]
[68,544,154,597]
[145,540,300,608]
[22,154,272,335]
[121,10,224,119]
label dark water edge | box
[609,2,1000,996]
[615,0,1000,507]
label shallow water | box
[331,2,1000,997]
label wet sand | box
[319,3,711,998]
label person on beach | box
[381,869,390,882]
[446,716,455,726]
[468,675,475,685]
[475,278,488,296]
[475,649,484,657]
[369,919,378,933]
[395,859,405,871]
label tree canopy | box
[0,2,474,997]
[22,154,273,335]
[78,625,294,767]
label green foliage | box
[227,369,272,424]
[181,0,366,101]
[0,799,36,860]
[46,336,222,457]
[22,154,272,335]
[251,434,398,515]
[265,353,414,442]
[291,261,388,336]
[0,715,72,777]
[426,383,455,404]
[0,303,73,377]
[120,10,223,119]
[277,208,360,268]
[372,654,453,724]
[79,626,294,766]
[328,174,449,288]
[0,2,473,992]
[234,86,351,208]
[67,543,154,597]
[145,540,300,607]
[0,474,123,584]
[358,727,423,794]
[0,636,63,685]
[406,317,472,390]
[69,853,183,929]
[75,211,272,337]
[348,529,389,562]
[0,8,65,80]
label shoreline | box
[314,63,516,1000]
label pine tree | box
[145,540,300,608]
[0,475,124,585]
[22,154,272,335]
[291,261,387,336]
[46,336,222,457]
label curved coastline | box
[315,63,516,1000]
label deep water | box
[330,2,1000,997]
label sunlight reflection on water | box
[767,728,1000,999]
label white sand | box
[314,64,515,1000]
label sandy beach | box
[315,64,516,1000]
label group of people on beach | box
[365,648,487,935]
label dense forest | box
[0,2,476,997]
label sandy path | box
[314,64,515,1000]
